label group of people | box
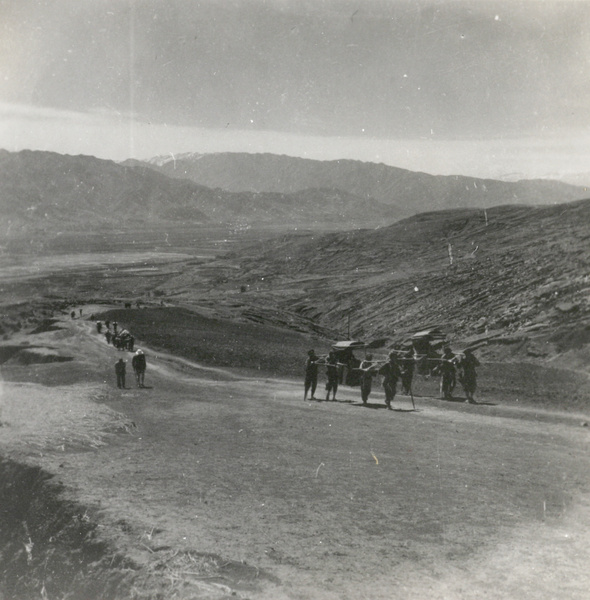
[114,350,147,389]
[97,320,136,352]
[94,319,147,389]
[433,346,480,403]
[304,345,480,408]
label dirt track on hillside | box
[1,309,590,600]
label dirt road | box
[1,309,590,599]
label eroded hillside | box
[220,199,590,362]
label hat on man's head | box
[136,349,143,355]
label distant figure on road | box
[457,349,480,404]
[304,349,319,401]
[132,349,147,388]
[435,347,457,400]
[96,321,102,334]
[359,354,377,405]
[105,330,112,345]
[113,321,118,334]
[115,358,126,389]
[379,352,402,410]
[325,351,339,402]
[70,311,76,319]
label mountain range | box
[0,150,397,241]
[127,152,589,217]
[1,149,588,247]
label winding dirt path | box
[1,308,590,599]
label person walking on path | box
[379,352,402,410]
[304,349,319,401]
[400,348,415,396]
[359,354,378,405]
[115,358,126,389]
[435,346,457,400]
[457,349,480,403]
[132,349,147,388]
[325,351,339,402]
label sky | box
[1,0,589,182]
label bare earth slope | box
[225,199,590,383]
[1,309,590,599]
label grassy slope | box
[99,307,327,378]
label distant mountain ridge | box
[0,150,397,241]
[127,152,589,217]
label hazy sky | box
[1,0,589,181]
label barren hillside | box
[212,199,590,367]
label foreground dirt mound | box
[0,458,135,600]
[0,457,273,600]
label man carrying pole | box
[325,351,339,402]
[379,352,402,410]
[304,349,319,401]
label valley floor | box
[1,308,590,599]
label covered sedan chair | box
[331,340,366,386]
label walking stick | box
[409,384,416,410]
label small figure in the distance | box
[304,349,319,401]
[115,358,126,389]
[132,349,147,388]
